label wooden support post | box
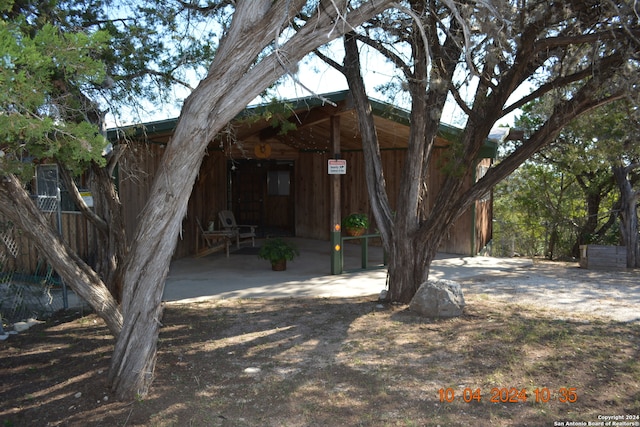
[330,115,342,274]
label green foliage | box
[437,137,467,178]
[242,99,298,136]
[0,0,225,179]
[342,213,369,230]
[494,163,585,258]
[494,99,636,259]
[258,238,299,263]
[0,6,110,177]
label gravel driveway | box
[458,261,640,323]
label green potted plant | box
[258,238,300,271]
[342,213,369,237]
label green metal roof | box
[107,90,498,158]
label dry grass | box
[1,294,639,427]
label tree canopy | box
[495,99,639,260]
[0,0,227,175]
[0,1,109,176]
[314,0,640,302]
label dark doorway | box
[228,159,295,236]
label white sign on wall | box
[80,191,94,208]
[328,159,347,175]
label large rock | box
[409,279,465,318]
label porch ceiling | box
[109,90,460,154]
[224,91,450,155]
[232,107,417,153]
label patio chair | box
[195,217,232,257]
[218,210,257,248]
[196,217,213,249]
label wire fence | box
[0,167,87,326]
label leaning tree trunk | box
[572,190,604,258]
[58,161,128,302]
[107,0,396,400]
[88,162,128,302]
[0,175,123,336]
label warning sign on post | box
[328,159,347,175]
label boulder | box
[409,279,465,318]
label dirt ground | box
[1,262,639,427]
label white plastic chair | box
[218,210,257,248]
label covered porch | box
[115,90,496,263]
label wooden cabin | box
[115,90,495,259]
[2,91,496,277]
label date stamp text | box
[438,387,578,403]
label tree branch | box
[465,83,627,208]
[118,68,195,91]
[502,52,626,118]
[57,163,109,234]
[313,48,344,73]
[352,32,413,82]
[448,82,474,116]
[176,0,234,13]
[533,28,640,53]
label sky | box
[116,41,524,131]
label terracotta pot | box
[345,227,366,237]
[271,259,287,271]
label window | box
[267,170,290,196]
[35,164,90,212]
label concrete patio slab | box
[163,238,532,303]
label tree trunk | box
[341,10,462,304]
[0,175,123,336]
[58,161,128,302]
[107,0,396,400]
[342,33,393,249]
[547,227,558,260]
[572,190,603,257]
[613,163,639,268]
[88,162,128,302]
[386,236,438,303]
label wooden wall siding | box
[226,140,300,161]
[116,141,228,260]
[289,147,482,255]
[380,149,405,211]
[295,151,330,240]
[437,208,474,255]
[113,124,490,258]
[118,142,228,259]
[118,142,166,243]
[177,150,228,259]
[475,198,492,254]
[376,147,479,255]
[1,212,98,277]
[474,158,494,254]
[341,151,370,220]
[294,150,407,241]
[60,212,95,263]
[424,148,479,255]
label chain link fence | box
[1,165,87,327]
[0,219,73,325]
